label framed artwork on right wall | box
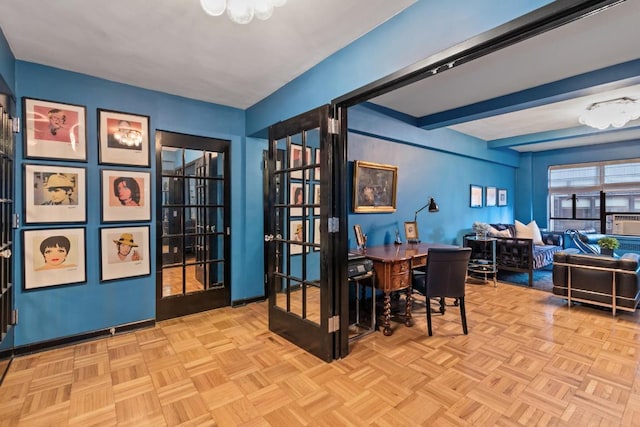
[498,188,508,206]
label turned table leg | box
[405,287,413,327]
[382,292,392,336]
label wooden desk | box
[353,242,457,335]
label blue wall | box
[348,104,516,248]
[12,62,266,346]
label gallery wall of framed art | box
[20,96,153,291]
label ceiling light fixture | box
[200,0,287,25]
[578,97,640,130]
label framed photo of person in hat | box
[24,164,87,224]
[100,226,150,281]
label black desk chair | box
[412,247,471,336]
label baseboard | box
[13,319,156,357]
[232,296,266,307]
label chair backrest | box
[424,248,471,299]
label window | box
[548,159,640,233]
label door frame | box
[155,130,231,320]
[327,0,619,357]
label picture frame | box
[486,186,497,207]
[290,219,308,255]
[314,148,320,181]
[352,160,397,213]
[313,184,320,215]
[23,97,87,161]
[353,224,366,248]
[290,144,311,179]
[23,227,86,290]
[404,221,419,243]
[101,169,151,222]
[24,164,86,224]
[313,218,320,251]
[100,225,150,282]
[98,109,150,166]
[470,184,483,208]
[498,188,508,206]
[289,182,308,217]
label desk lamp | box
[405,197,439,243]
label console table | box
[352,242,458,336]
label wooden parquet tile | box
[2,281,640,426]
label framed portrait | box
[24,164,86,224]
[486,186,497,207]
[290,219,308,255]
[313,184,321,215]
[404,221,419,243]
[314,148,320,181]
[290,144,311,179]
[98,109,150,166]
[470,185,483,208]
[23,227,86,290]
[498,188,508,206]
[353,224,365,248]
[313,218,320,251]
[23,98,87,161]
[352,160,397,213]
[100,225,150,282]
[101,169,151,222]
[290,182,308,217]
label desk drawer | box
[389,272,410,290]
[392,260,410,274]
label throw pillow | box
[515,220,544,245]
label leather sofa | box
[552,252,640,315]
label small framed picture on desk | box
[404,221,419,243]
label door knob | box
[0,249,11,259]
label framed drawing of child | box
[24,164,87,224]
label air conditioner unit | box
[612,214,640,236]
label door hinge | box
[328,118,339,135]
[328,315,340,333]
[12,213,19,229]
[226,227,230,236]
[11,309,17,325]
[11,117,19,133]
[328,217,339,233]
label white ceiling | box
[1,0,639,152]
[0,0,416,109]
[370,0,640,152]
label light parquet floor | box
[1,281,640,426]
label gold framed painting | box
[352,160,397,213]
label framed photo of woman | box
[23,227,86,290]
[23,98,87,161]
[100,225,151,282]
[24,164,87,224]
[98,109,150,166]
[101,169,151,222]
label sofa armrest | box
[541,231,563,247]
